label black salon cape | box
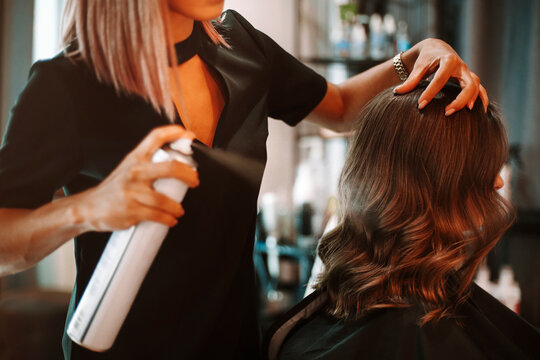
[0,10,327,360]
[265,284,540,360]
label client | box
[265,82,539,360]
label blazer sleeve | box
[229,10,328,126]
[0,59,83,209]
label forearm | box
[339,47,419,129]
[0,193,90,276]
[308,48,418,132]
[339,60,402,129]
[0,127,196,276]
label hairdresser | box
[0,1,487,359]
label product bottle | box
[260,193,280,280]
[67,138,196,352]
[331,24,349,58]
[350,18,368,59]
[369,14,386,60]
[383,14,397,57]
[475,264,495,294]
[495,266,521,314]
[396,20,411,53]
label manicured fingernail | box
[468,101,474,110]
[445,108,455,116]
[418,100,428,109]
[393,86,400,94]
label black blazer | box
[0,10,327,360]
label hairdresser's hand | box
[76,125,199,232]
[393,38,489,115]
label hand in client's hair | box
[315,82,513,324]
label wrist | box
[400,41,422,74]
[67,191,95,233]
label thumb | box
[393,64,428,94]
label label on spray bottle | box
[67,138,195,352]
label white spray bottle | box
[67,137,196,352]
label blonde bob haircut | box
[61,0,229,122]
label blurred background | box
[0,0,539,358]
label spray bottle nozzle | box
[169,138,194,155]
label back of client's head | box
[316,82,513,324]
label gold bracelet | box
[393,52,409,81]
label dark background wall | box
[0,0,37,292]
[0,0,35,136]
[460,0,540,209]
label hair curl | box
[315,82,514,324]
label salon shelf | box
[300,56,386,70]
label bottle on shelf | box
[260,192,280,280]
[369,13,387,60]
[495,265,521,314]
[293,137,327,245]
[383,14,397,57]
[350,17,368,60]
[475,264,496,294]
[331,24,349,58]
[475,263,522,314]
[396,20,412,53]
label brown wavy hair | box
[315,82,514,324]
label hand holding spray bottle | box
[67,137,196,352]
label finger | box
[445,85,477,115]
[479,84,489,112]
[467,73,480,110]
[135,206,179,227]
[445,74,479,115]
[417,62,454,109]
[393,62,431,94]
[132,187,185,218]
[131,161,199,188]
[136,125,195,158]
[467,86,479,110]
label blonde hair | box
[61,0,229,122]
